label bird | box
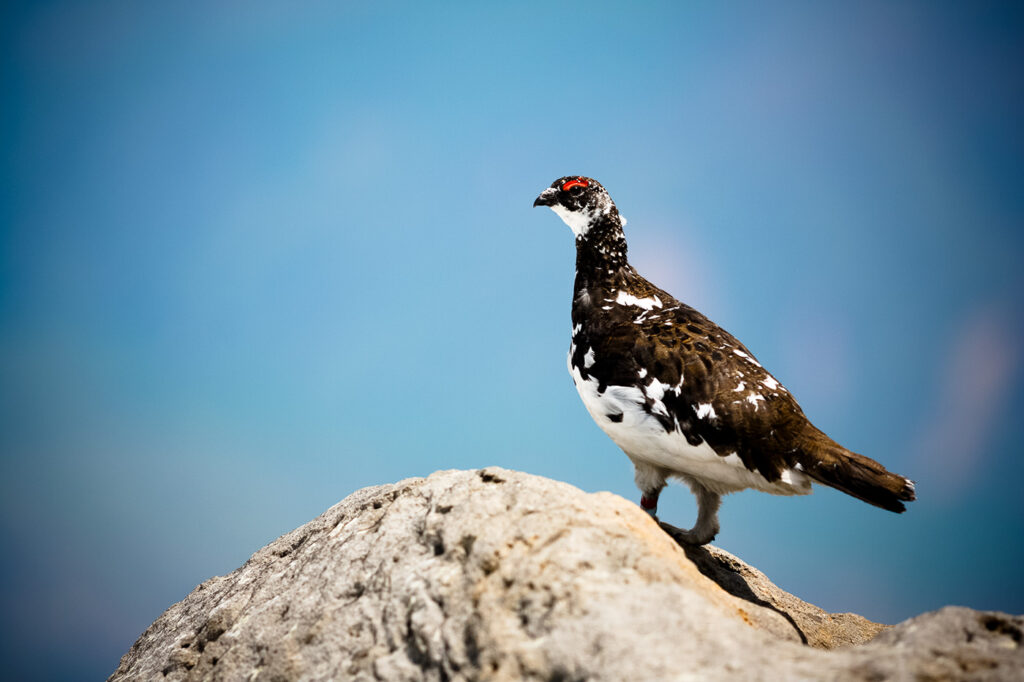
[533,175,915,545]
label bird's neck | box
[574,216,630,289]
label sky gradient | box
[2,2,1023,679]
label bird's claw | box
[659,520,717,546]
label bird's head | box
[533,176,623,239]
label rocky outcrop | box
[110,468,1023,681]
[680,543,887,649]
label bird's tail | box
[798,426,916,513]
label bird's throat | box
[575,217,629,281]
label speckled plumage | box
[535,176,915,545]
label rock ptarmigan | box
[534,176,915,545]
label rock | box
[680,543,887,648]
[109,468,1024,681]
[856,607,1024,680]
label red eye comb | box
[561,177,589,191]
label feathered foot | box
[659,482,721,546]
[659,520,717,546]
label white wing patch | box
[614,290,663,310]
[643,378,672,417]
[732,349,763,368]
[694,403,717,420]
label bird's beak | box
[533,188,558,207]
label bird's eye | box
[561,177,589,192]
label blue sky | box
[2,2,1022,679]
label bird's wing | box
[586,296,810,482]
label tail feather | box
[799,427,916,513]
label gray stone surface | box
[109,467,1023,681]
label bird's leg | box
[634,462,668,519]
[660,480,721,546]
[640,489,661,518]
